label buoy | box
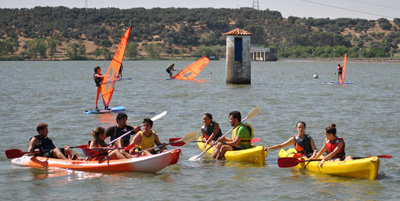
[313,73,319,79]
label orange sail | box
[340,53,347,84]
[173,56,210,80]
[101,26,131,108]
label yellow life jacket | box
[232,123,254,148]
[137,130,156,150]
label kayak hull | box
[197,137,267,165]
[11,149,181,173]
[279,148,380,180]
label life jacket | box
[31,135,56,156]
[294,134,314,156]
[232,123,254,149]
[93,73,103,87]
[87,139,108,160]
[202,121,222,140]
[325,137,346,159]
[136,130,156,150]
[337,66,343,73]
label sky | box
[1,0,399,20]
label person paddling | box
[106,112,140,149]
[201,113,222,149]
[129,118,166,155]
[337,64,343,82]
[313,123,353,167]
[28,123,79,160]
[166,64,175,79]
[93,66,105,111]
[212,111,254,160]
[264,121,317,159]
[89,127,132,160]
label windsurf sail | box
[101,26,131,108]
[173,56,210,80]
[340,53,347,84]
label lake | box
[0,60,399,200]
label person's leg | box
[212,142,222,159]
[95,87,101,110]
[216,145,233,160]
[53,148,67,160]
[64,145,80,159]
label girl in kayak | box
[264,121,317,159]
[93,66,105,111]
[129,118,166,156]
[313,123,353,167]
[89,127,132,160]
[201,113,222,149]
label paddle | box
[169,138,261,145]
[5,144,89,159]
[134,131,199,154]
[188,105,261,161]
[278,155,393,168]
[108,111,167,145]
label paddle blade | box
[151,111,167,121]
[246,106,261,120]
[377,155,392,159]
[182,131,199,143]
[5,149,25,159]
[277,157,302,168]
[251,138,261,143]
[188,154,202,161]
[169,138,185,146]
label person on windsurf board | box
[93,66,105,111]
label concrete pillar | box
[224,28,252,85]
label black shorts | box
[42,148,65,158]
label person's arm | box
[205,123,220,145]
[154,134,167,151]
[308,137,318,159]
[266,137,295,151]
[89,140,97,149]
[129,133,141,146]
[27,137,39,156]
[314,142,326,160]
[322,140,344,161]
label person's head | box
[325,123,337,140]
[338,64,341,67]
[116,112,128,126]
[229,111,241,127]
[203,113,213,126]
[92,127,106,140]
[296,121,306,134]
[94,66,101,73]
[36,123,48,136]
[142,118,153,131]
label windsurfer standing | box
[166,64,175,79]
[337,64,343,82]
[93,66,105,111]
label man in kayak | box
[129,118,166,155]
[93,66,105,111]
[264,121,317,158]
[201,113,222,149]
[212,111,253,160]
[337,64,343,82]
[28,123,79,159]
[166,64,175,79]
[106,112,140,149]
[312,123,353,167]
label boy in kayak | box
[28,123,79,160]
[89,127,132,160]
[129,118,166,155]
[106,112,140,149]
[166,64,175,79]
[212,111,253,160]
[93,66,105,111]
[201,113,222,149]
[312,123,353,167]
[264,121,317,158]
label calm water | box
[0,60,399,200]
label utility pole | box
[252,0,259,10]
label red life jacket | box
[325,137,346,159]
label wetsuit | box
[106,125,134,146]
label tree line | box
[0,7,399,60]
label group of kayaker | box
[27,112,167,161]
[265,122,353,166]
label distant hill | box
[0,7,399,60]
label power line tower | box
[252,0,259,10]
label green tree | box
[125,42,138,59]
[102,47,110,60]
[26,39,46,60]
[146,43,161,58]
[0,38,19,55]
[94,47,102,59]
[193,45,216,57]
[66,40,86,60]
[46,38,57,59]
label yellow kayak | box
[279,148,380,180]
[197,137,267,165]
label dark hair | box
[338,64,341,66]
[92,127,105,139]
[116,112,128,123]
[296,121,306,128]
[143,118,153,127]
[36,122,48,132]
[94,66,101,73]
[325,123,337,135]
[204,113,213,120]
[229,111,241,122]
